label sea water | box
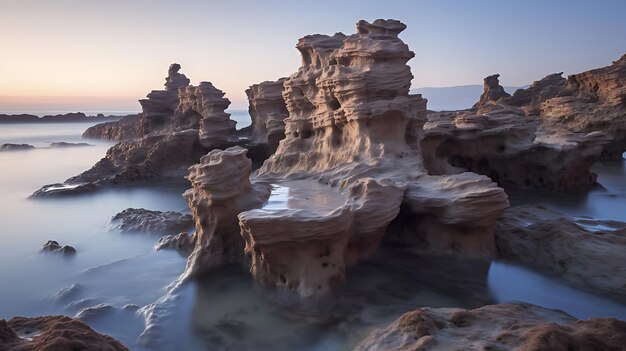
[1,119,625,350]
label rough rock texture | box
[473,74,511,109]
[32,64,244,197]
[41,240,76,256]
[182,146,270,279]
[155,232,195,253]
[110,208,193,234]
[182,19,508,296]
[244,78,289,157]
[82,114,141,141]
[0,143,35,151]
[422,54,626,189]
[353,303,626,351]
[0,316,128,351]
[495,205,626,300]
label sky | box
[0,0,625,111]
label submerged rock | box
[0,315,128,350]
[353,303,626,351]
[495,205,626,300]
[110,208,193,234]
[41,240,76,256]
[155,232,195,254]
[49,142,92,148]
[0,143,35,151]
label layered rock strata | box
[244,78,288,157]
[183,19,508,296]
[82,114,141,141]
[495,205,626,300]
[0,316,128,351]
[353,303,626,351]
[32,64,242,197]
[422,54,625,190]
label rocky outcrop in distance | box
[0,112,128,124]
[31,64,252,197]
[181,19,508,297]
[353,303,626,351]
[0,315,129,351]
[422,54,625,190]
[495,205,626,300]
[0,143,35,151]
[82,114,141,141]
[41,240,76,255]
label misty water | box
[1,119,626,350]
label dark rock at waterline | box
[111,208,193,234]
[0,143,35,151]
[0,112,125,124]
[49,142,92,148]
[30,182,99,198]
[55,283,81,301]
[74,304,114,321]
[82,114,141,141]
[0,315,128,350]
[41,240,76,256]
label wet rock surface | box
[0,315,128,351]
[353,302,626,351]
[41,240,76,256]
[110,208,193,234]
[495,205,626,300]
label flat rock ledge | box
[0,315,128,351]
[110,208,193,234]
[353,303,626,351]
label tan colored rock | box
[353,303,626,351]
[473,74,511,110]
[245,78,288,157]
[181,146,270,279]
[495,205,626,300]
[0,315,128,351]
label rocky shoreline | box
[16,18,626,350]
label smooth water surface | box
[1,122,625,350]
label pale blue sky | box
[1,0,624,110]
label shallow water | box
[1,122,626,350]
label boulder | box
[110,208,193,234]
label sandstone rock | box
[41,240,76,256]
[32,64,244,197]
[495,205,626,300]
[182,19,507,296]
[422,54,626,189]
[0,143,35,151]
[353,303,626,351]
[155,232,195,253]
[82,114,141,141]
[473,74,511,109]
[245,78,288,157]
[0,315,128,351]
[181,146,270,280]
[110,208,193,234]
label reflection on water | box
[1,124,626,350]
[263,180,347,214]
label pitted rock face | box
[245,78,288,156]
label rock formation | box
[0,143,35,151]
[110,208,193,234]
[495,205,626,300]
[0,112,123,124]
[421,54,626,190]
[31,64,244,197]
[353,303,626,351]
[49,142,92,148]
[41,240,76,255]
[244,78,289,157]
[182,19,508,296]
[0,316,128,351]
[82,114,141,141]
[473,74,511,109]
